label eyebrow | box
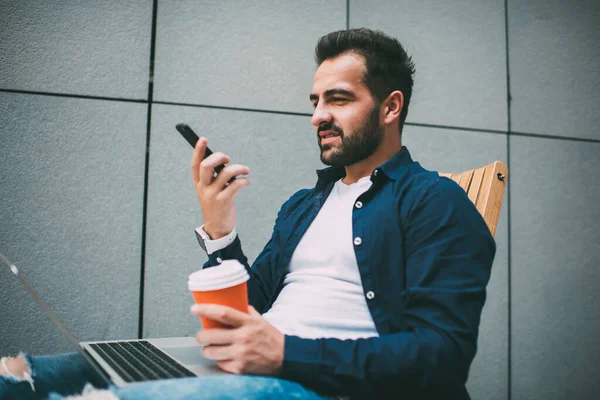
[309,88,356,102]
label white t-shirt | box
[262,176,379,340]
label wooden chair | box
[439,161,508,238]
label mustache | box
[317,122,344,136]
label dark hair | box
[315,28,415,134]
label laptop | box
[1,251,224,387]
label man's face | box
[310,52,383,167]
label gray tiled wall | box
[153,0,346,112]
[1,1,598,398]
[0,92,147,355]
[509,0,600,140]
[510,136,600,399]
[351,0,508,131]
[0,1,152,99]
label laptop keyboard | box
[89,340,196,382]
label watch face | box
[195,230,207,252]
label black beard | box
[318,105,383,167]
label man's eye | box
[332,98,348,103]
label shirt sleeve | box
[199,192,306,312]
[279,178,496,399]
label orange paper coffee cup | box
[188,260,250,329]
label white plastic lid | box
[188,260,249,291]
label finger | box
[202,344,236,361]
[191,304,250,327]
[191,137,207,185]
[199,153,231,186]
[213,164,250,188]
[220,178,250,199]
[195,328,237,346]
[216,360,239,374]
[247,305,261,317]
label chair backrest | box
[439,161,508,238]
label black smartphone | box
[176,123,225,175]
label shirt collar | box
[315,146,415,188]
[377,146,414,181]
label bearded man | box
[190,28,495,399]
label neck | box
[342,133,402,184]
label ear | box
[382,90,404,126]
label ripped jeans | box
[0,352,333,400]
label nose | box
[311,102,332,129]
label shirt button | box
[366,291,375,300]
[372,169,379,177]
[353,237,362,246]
[355,201,363,209]
[216,257,223,264]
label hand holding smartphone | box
[176,123,226,175]
[179,123,250,240]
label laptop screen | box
[1,251,112,387]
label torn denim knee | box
[46,383,120,400]
[0,352,35,392]
[0,352,109,399]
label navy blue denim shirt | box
[203,147,495,399]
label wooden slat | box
[455,172,464,188]
[481,162,508,237]
[440,161,508,238]
[457,169,474,192]
[439,171,473,193]
[475,164,495,216]
[468,167,485,204]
